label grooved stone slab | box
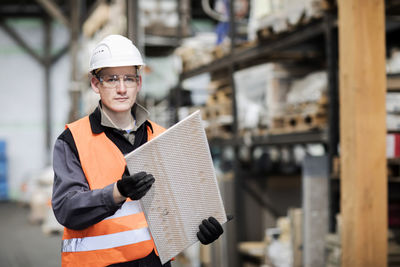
[125,111,227,264]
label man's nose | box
[116,77,127,93]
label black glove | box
[116,170,155,200]
[197,217,224,245]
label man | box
[52,35,224,267]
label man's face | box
[91,66,141,114]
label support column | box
[68,0,81,122]
[338,0,387,266]
[126,0,144,56]
[126,0,139,44]
[43,17,52,163]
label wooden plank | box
[338,0,387,266]
[289,208,303,267]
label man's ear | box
[91,76,100,94]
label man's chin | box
[109,104,133,113]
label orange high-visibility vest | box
[61,116,165,267]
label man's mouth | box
[115,97,128,101]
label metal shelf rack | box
[173,5,340,267]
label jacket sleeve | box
[52,138,124,230]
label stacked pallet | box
[269,94,328,134]
[202,76,233,139]
[269,71,328,134]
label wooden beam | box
[35,0,70,28]
[338,0,387,266]
[0,18,44,65]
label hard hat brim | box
[89,59,145,72]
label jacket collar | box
[88,101,153,134]
[88,106,104,134]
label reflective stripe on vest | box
[62,116,165,266]
[104,200,142,220]
[62,227,151,252]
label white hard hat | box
[89,35,144,72]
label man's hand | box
[197,217,223,245]
[116,171,155,200]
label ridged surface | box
[125,111,227,264]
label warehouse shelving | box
[177,15,337,147]
[172,1,400,266]
[172,3,339,265]
[175,20,338,154]
[209,130,328,147]
[180,18,327,80]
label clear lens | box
[98,74,139,88]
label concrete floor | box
[0,202,190,267]
[0,202,61,267]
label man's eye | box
[105,77,117,82]
[125,77,135,82]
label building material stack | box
[202,73,233,139]
[234,63,290,136]
[142,0,189,37]
[387,51,400,133]
[269,71,328,134]
[387,91,400,131]
[249,0,331,41]
[174,33,217,73]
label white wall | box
[0,19,70,201]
